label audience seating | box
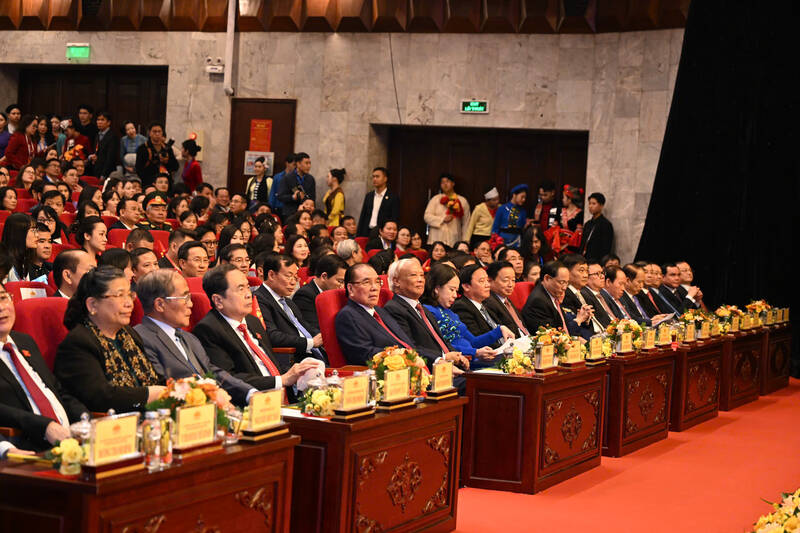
[297,266,310,285]
[150,230,170,257]
[71,191,80,203]
[12,297,69,370]
[378,287,394,306]
[14,188,31,199]
[14,198,36,213]
[188,292,212,332]
[81,176,100,187]
[510,281,536,310]
[355,236,368,249]
[4,281,54,302]
[166,218,179,229]
[59,212,75,227]
[63,203,75,213]
[46,271,57,293]
[185,277,204,293]
[247,276,261,288]
[48,242,77,261]
[130,298,144,326]
[101,215,118,227]
[315,288,348,367]
[366,249,382,260]
[107,228,131,248]
[0,210,10,222]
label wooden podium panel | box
[670,339,723,431]
[720,330,764,410]
[760,324,792,395]
[0,435,299,533]
[604,349,675,457]
[287,398,466,533]
[462,366,608,494]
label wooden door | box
[387,126,588,237]
[226,98,296,194]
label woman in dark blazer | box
[54,266,165,412]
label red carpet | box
[456,378,800,533]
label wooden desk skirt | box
[670,339,723,432]
[462,366,608,494]
[603,349,675,457]
[720,330,764,411]
[0,435,299,533]
[287,398,467,533]
[760,324,792,395]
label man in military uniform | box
[138,192,173,232]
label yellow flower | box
[184,387,207,406]
[384,354,407,371]
[330,388,342,405]
[372,353,383,364]
[513,366,526,375]
[540,334,552,345]
[311,389,331,409]
[605,325,615,335]
[784,517,799,532]
[51,446,61,455]
[59,438,80,450]
[61,445,83,464]
[522,356,532,366]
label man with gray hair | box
[133,269,256,406]
[336,239,363,266]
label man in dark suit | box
[562,254,605,334]
[483,261,528,337]
[579,193,614,262]
[580,261,614,328]
[52,249,97,299]
[365,219,398,251]
[521,261,594,338]
[276,152,315,220]
[383,259,469,369]
[87,110,118,179]
[620,264,674,326]
[0,282,86,452]
[600,265,635,322]
[191,265,317,394]
[452,264,506,346]
[134,269,256,406]
[335,264,419,366]
[253,254,326,363]
[292,254,347,331]
[356,167,400,237]
[660,262,701,313]
[110,197,143,231]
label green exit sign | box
[66,43,91,63]
[461,100,489,114]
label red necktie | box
[553,300,568,331]
[416,303,450,354]
[4,343,59,421]
[373,311,413,351]
[504,298,529,335]
[596,292,616,318]
[615,298,630,319]
[647,291,658,309]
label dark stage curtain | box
[635,1,796,373]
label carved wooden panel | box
[541,387,602,473]
[482,0,520,33]
[266,0,302,30]
[336,0,371,31]
[519,0,559,32]
[289,441,327,533]
[300,0,338,31]
[730,339,760,397]
[372,0,406,31]
[443,0,480,33]
[352,430,455,531]
[559,0,596,33]
[108,0,141,30]
[623,370,669,439]
[20,0,50,30]
[140,0,170,30]
[470,391,525,482]
[684,356,720,415]
[0,0,22,30]
[408,0,444,32]
[761,327,791,394]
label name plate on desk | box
[644,328,656,349]
[766,310,775,325]
[730,316,739,333]
[699,321,711,339]
[589,336,602,359]
[619,332,633,353]
[536,343,556,369]
[341,375,370,410]
[657,325,671,345]
[565,342,581,362]
[784,308,790,321]
[432,361,454,393]
[685,323,696,342]
[249,390,282,431]
[90,412,139,466]
[711,321,721,336]
[176,404,216,449]
[383,368,410,402]
[742,315,751,329]
[776,309,783,323]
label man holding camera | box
[277,151,315,220]
[135,121,178,188]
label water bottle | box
[157,409,174,469]
[140,411,161,473]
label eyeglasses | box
[165,294,192,304]
[201,240,218,248]
[588,272,605,278]
[351,278,383,288]
[230,257,251,265]
[189,257,210,265]
[99,291,137,302]
[0,292,12,304]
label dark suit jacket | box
[580,287,613,327]
[1,332,87,451]
[483,292,521,334]
[277,170,316,218]
[659,284,696,313]
[356,189,401,237]
[637,290,661,317]
[365,237,394,252]
[191,310,282,391]
[600,290,628,321]
[91,130,118,178]
[562,286,584,315]
[451,297,502,347]
[134,317,252,406]
[254,285,326,363]
[292,281,322,331]
[522,284,593,338]
[579,214,614,262]
[54,324,152,413]
[109,220,137,231]
[334,300,415,365]
[382,296,453,365]
[620,292,650,325]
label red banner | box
[249,119,272,152]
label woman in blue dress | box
[422,264,513,369]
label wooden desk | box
[461,366,608,494]
[760,324,792,395]
[670,338,723,431]
[0,435,299,533]
[720,330,764,411]
[287,398,466,533]
[603,349,675,457]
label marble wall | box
[0,29,683,261]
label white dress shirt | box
[369,188,387,229]
[220,313,282,390]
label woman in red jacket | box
[0,114,37,170]
[180,139,202,193]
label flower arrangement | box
[746,300,771,314]
[146,375,233,429]
[46,438,87,475]
[368,346,431,396]
[605,319,644,351]
[497,347,535,375]
[678,309,702,325]
[715,304,743,321]
[748,488,800,533]
[440,194,464,218]
[297,387,342,417]
[601,338,614,357]
[532,327,574,362]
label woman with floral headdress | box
[544,184,584,255]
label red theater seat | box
[378,287,394,306]
[59,212,76,227]
[189,292,212,332]
[107,228,131,249]
[247,276,262,288]
[130,298,144,326]
[101,215,118,228]
[150,230,170,257]
[13,297,69,370]
[355,237,368,249]
[4,281,54,302]
[15,188,32,199]
[510,281,536,310]
[81,176,100,187]
[49,242,78,261]
[315,288,348,367]
[185,277,204,293]
[14,198,36,213]
[0,210,10,222]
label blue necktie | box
[279,298,322,359]
[653,289,679,315]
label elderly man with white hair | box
[335,239,363,266]
[382,258,469,370]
